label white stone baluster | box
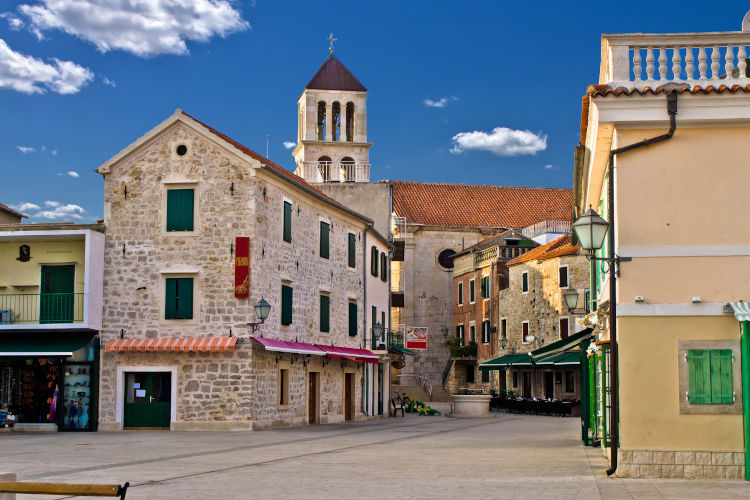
[739,45,747,78]
[685,47,694,80]
[632,48,642,81]
[698,46,707,79]
[711,45,720,79]
[646,47,655,80]
[658,47,668,80]
[725,45,735,79]
[672,47,681,80]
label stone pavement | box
[1,413,748,499]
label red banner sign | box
[234,237,250,298]
[406,326,428,350]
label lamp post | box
[248,297,272,333]
[372,322,385,350]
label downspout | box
[363,224,371,416]
[605,90,678,476]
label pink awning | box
[315,345,379,364]
[251,337,325,356]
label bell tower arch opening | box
[345,102,354,142]
[317,101,326,141]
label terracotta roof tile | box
[392,181,572,229]
[305,55,366,92]
[587,83,750,98]
[0,202,27,219]
[506,235,578,266]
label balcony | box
[521,219,571,240]
[298,162,370,183]
[601,31,750,89]
[0,293,85,325]
[473,246,499,269]
[391,268,405,293]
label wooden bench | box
[0,473,128,500]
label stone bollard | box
[0,472,16,500]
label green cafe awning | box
[535,351,581,366]
[0,332,94,357]
[479,353,534,370]
[529,328,594,361]
[389,346,416,357]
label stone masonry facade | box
[617,449,745,480]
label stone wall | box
[618,449,745,479]
[316,181,391,237]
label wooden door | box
[124,372,171,428]
[308,372,317,424]
[344,373,353,421]
[40,265,75,323]
[544,372,554,399]
[522,371,532,398]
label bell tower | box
[293,47,371,183]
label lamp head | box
[254,298,271,322]
[563,289,579,312]
[572,208,609,252]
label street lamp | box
[248,297,272,332]
[373,322,385,345]
[572,207,631,276]
[563,289,579,313]
[499,337,508,349]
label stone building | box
[488,235,588,399]
[95,110,390,431]
[445,230,537,394]
[0,202,26,224]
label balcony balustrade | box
[392,216,406,237]
[0,293,85,325]
[391,268,405,293]
[521,219,571,240]
[298,162,370,183]
[474,246,499,269]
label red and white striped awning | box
[315,345,379,364]
[105,337,237,352]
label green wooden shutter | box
[470,280,475,302]
[320,295,330,332]
[371,247,378,277]
[348,302,357,336]
[470,325,476,343]
[710,349,734,404]
[458,283,463,305]
[165,278,178,319]
[320,222,330,259]
[176,278,193,319]
[281,285,293,325]
[482,276,489,298]
[687,349,711,404]
[283,201,292,243]
[348,233,356,268]
[167,189,194,231]
[380,253,387,281]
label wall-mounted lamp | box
[563,289,579,313]
[499,337,508,349]
[572,208,631,276]
[248,297,272,333]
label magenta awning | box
[251,337,325,356]
[315,345,379,364]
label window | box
[380,253,387,282]
[521,271,529,293]
[370,246,378,277]
[320,294,330,332]
[466,365,475,383]
[481,276,490,299]
[469,279,476,303]
[482,321,490,343]
[348,301,357,336]
[522,321,530,343]
[278,367,289,406]
[348,233,356,268]
[457,282,463,306]
[283,201,292,243]
[559,265,569,288]
[565,371,575,393]
[501,318,507,341]
[559,317,569,340]
[165,277,193,319]
[438,249,456,269]
[687,349,733,405]
[319,221,330,259]
[481,368,490,383]
[281,284,293,325]
[166,189,194,232]
[456,325,464,344]
[371,305,377,336]
[470,324,476,343]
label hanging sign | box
[406,326,428,350]
[234,237,250,298]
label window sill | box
[277,404,290,411]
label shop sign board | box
[235,237,250,298]
[406,327,428,350]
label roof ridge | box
[391,180,572,192]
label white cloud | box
[17,145,35,153]
[17,0,250,57]
[101,76,116,87]
[35,202,85,219]
[66,170,79,177]
[282,141,295,149]
[424,96,458,108]
[450,127,547,157]
[11,202,40,212]
[0,38,93,94]
[544,164,555,170]
[44,200,60,207]
[0,13,24,30]
[51,149,57,155]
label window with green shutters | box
[320,221,330,259]
[348,233,356,268]
[283,201,292,243]
[165,277,193,319]
[370,246,378,277]
[281,285,293,325]
[469,279,475,303]
[481,276,489,299]
[348,301,357,336]
[482,320,490,343]
[470,325,476,343]
[457,282,463,305]
[687,349,734,404]
[320,294,330,332]
[166,189,194,231]
[380,253,387,282]
[456,325,464,344]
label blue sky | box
[1,1,748,222]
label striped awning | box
[105,337,237,352]
[315,345,379,364]
[729,301,750,322]
[251,337,325,356]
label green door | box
[124,373,171,428]
[40,265,75,323]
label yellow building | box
[574,20,750,479]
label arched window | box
[317,101,326,140]
[345,102,355,141]
[438,249,456,270]
[318,156,332,182]
[332,102,341,141]
[342,157,355,182]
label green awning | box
[389,346,416,357]
[535,351,581,366]
[0,332,94,356]
[529,328,593,360]
[479,353,534,370]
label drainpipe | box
[362,225,371,416]
[605,90,678,476]
[742,321,750,480]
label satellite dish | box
[524,334,536,343]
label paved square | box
[1,414,748,499]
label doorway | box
[123,372,171,428]
[544,371,554,400]
[522,371,532,398]
[344,373,353,421]
[308,372,319,424]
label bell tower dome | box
[293,52,371,183]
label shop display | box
[63,364,91,430]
